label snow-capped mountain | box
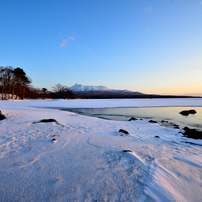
[69,84,198,99]
[69,83,145,98]
[70,83,111,92]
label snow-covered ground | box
[0,98,202,201]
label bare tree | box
[52,83,67,92]
[0,66,14,100]
[52,83,67,98]
[52,83,75,99]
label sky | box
[0,0,202,95]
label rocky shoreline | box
[129,108,202,140]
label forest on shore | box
[0,66,76,100]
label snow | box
[70,83,111,92]
[0,98,202,201]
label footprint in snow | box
[47,134,57,137]
[13,161,25,167]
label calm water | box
[65,107,202,131]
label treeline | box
[0,66,76,100]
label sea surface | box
[64,107,202,131]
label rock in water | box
[183,127,202,139]
[189,109,197,114]
[184,126,190,131]
[128,117,138,121]
[149,120,158,123]
[179,110,190,116]
[179,109,197,116]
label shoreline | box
[63,106,202,133]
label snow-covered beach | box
[0,98,202,201]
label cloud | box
[144,7,152,12]
[60,37,74,48]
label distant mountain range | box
[69,83,196,99]
[70,83,143,95]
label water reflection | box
[64,107,202,131]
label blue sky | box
[0,0,202,95]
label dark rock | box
[179,110,190,116]
[52,138,57,141]
[189,109,197,114]
[122,150,132,153]
[173,124,180,129]
[0,114,6,121]
[128,117,138,121]
[32,118,64,127]
[183,128,202,139]
[149,120,158,123]
[40,119,57,123]
[155,136,160,138]
[183,126,190,131]
[180,109,197,116]
[119,129,129,135]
